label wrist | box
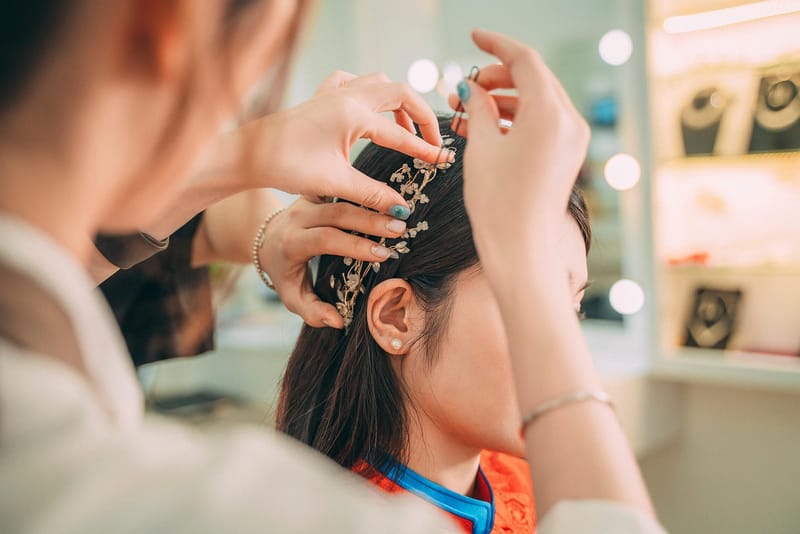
[479,243,562,301]
[200,120,277,195]
[252,207,288,290]
[221,112,287,191]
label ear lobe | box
[367,279,417,354]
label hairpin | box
[329,67,479,330]
[330,143,455,328]
[451,65,480,135]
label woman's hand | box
[213,72,450,219]
[451,31,657,518]
[259,197,407,328]
[451,30,590,283]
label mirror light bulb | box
[599,30,633,66]
[604,153,641,191]
[408,59,439,94]
[609,279,645,315]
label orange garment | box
[356,450,535,533]
[480,450,536,533]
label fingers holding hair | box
[365,82,444,150]
[344,73,416,133]
[279,274,345,329]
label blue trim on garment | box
[377,458,495,534]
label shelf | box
[659,151,800,170]
[648,0,800,26]
[653,347,800,393]
[646,57,800,82]
[662,263,800,276]
[654,154,800,267]
[648,7,800,78]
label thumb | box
[280,280,345,329]
[456,79,500,140]
[299,294,345,329]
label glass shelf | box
[649,61,800,83]
[654,347,800,393]
[659,150,800,170]
[661,263,800,276]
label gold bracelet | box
[519,391,614,438]
[252,207,287,290]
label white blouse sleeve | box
[539,501,669,534]
[0,346,457,534]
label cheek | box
[410,280,525,455]
[230,0,298,98]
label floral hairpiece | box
[330,137,457,329]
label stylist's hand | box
[259,197,407,328]
[451,29,590,279]
[226,72,449,219]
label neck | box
[404,409,482,497]
[0,141,103,265]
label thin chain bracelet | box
[519,390,615,439]
[252,207,287,290]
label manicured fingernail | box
[446,148,456,162]
[372,245,391,258]
[456,80,471,103]
[389,204,411,220]
[386,219,406,234]
[325,317,343,329]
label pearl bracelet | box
[519,390,614,438]
[252,207,287,290]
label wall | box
[286,0,622,105]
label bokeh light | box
[599,29,633,66]
[604,153,641,191]
[609,279,645,315]
[408,59,439,93]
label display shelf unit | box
[647,0,800,392]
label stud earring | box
[390,338,403,351]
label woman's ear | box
[367,279,419,355]
[123,0,186,82]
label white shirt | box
[0,213,667,533]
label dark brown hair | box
[276,116,591,472]
[0,1,276,115]
[0,2,71,113]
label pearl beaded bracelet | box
[252,207,287,290]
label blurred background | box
[141,1,800,532]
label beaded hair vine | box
[330,67,480,329]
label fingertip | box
[457,80,498,133]
[418,122,443,148]
[394,110,416,134]
[321,312,344,329]
[447,93,461,111]
[471,27,489,45]
[345,168,407,215]
[306,301,344,329]
[388,204,411,220]
[450,118,469,138]
[456,80,473,107]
